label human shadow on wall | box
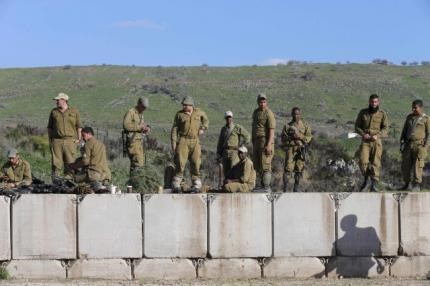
[316,214,385,278]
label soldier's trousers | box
[174,137,201,181]
[402,142,427,184]
[253,137,274,174]
[222,149,239,177]
[224,182,254,193]
[284,146,305,173]
[358,140,382,181]
[50,138,77,177]
[127,139,144,173]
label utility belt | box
[51,136,75,140]
[179,134,198,140]
[225,146,238,150]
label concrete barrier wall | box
[3,192,430,280]
[0,196,10,260]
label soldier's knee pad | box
[172,176,182,189]
[262,172,271,187]
[192,178,202,189]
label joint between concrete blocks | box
[143,194,152,202]
[207,194,217,204]
[393,192,407,202]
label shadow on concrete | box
[316,214,385,278]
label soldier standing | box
[47,93,82,179]
[355,94,389,192]
[281,107,312,192]
[252,93,276,191]
[123,97,151,175]
[400,100,430,191]
[216,110,251,177]
[171,96,209,192]
[0,149,32,188]
[223,146,256,193]
[69,126,111,189]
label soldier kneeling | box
[223,146,256,193]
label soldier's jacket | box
[355,108,389,139]
[401,113,430,146]
[216,124,251,156]
[82,137,111,181]
[281,119,312,147]
[47,107,82,139]
[252,107,276,140]
[1,158,32,187]
[123,107,145,141]
[226,157,256,186]
[171,108,209,143]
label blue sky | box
[1,0,429,67]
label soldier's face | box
[412,104,422,115]
[137,104,146,113]
[82,132,91,142]
[238,152,246,160]
[9,156,19,166]
[292,110,300,121]
[369,98,379,109]
[225,116,233,125]
[182,104,193,113]
[258,99,267,109]
[55,99,67,109]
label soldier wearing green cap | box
[216,110,251,176]
[171,96,209,192]
[123,97,151,175]
[252,93,276,191]
[47,92,82,179]
[1,148,32,188]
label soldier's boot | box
[282,172,290,193]
[370,179,380,192]
[359,176,370,192]
[190,179,202,193]
[262,172,272,192]
[171,176,182,193]
[412,183,421,192]
[293,172,302,192]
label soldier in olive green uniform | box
[70,127,111,188]
[281,107,312,192]
[355,94,389,192]
[223,146,256,192]
[216,111,251,177]
[252,93,276,191]
[47,93,82,179]
[123,97,151,175]
[171,96,209,192]
[0,149,32,188]
[400,100,430,191]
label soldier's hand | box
[7,183,16,188]
[363,134,371,140]
[198,129,205,136]
[171,142,176,154]
[265,145,273,155]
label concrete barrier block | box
[68,259,131,279]
[144,194,207,258]
[209,193,271,258]
[337,193,398,256]
[326,257,388,278]
[199,259,261,279]
[134,259,196,280]
[12,194,77,259]
[78,194,142,259]
[263,257,325,278]
[391,256,430,278]
[400,192,430,256]
[274,193,335,257]
[0,196,10,260]
[6,260,66,279]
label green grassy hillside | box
[1,64,430,191]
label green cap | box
[182,96,194,106]
[257,93,267,101]
[7,148,18,158]
[137,97,149,108]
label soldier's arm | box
[379,112,389,138]
[75,110,83,142]
[240,125,251,145]
[354,110,366,136]
[216,128,224,157]
[47,111,54,139]
[400,117,408,143]
[20,162,32,187]
[200,110,209,131]
[424,117,430,147]
[171,113,179,151]
[241,160,252,184]
[265,110,276,150]
[281,124,289,147]
[303,123,312,144]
